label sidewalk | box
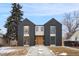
[26,45,55,56]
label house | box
[64,31,79,46]
[18,18,62,46]
[69,31,79,41]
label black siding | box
[18,18,62,46]
[44,18,62,46]
[18,22,24,46]
[18,18,35,46]
[44,25,50,46]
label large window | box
[50,26,56,45]
[24,26,29,36]
[50,26,56,34]
[50,36,56,44]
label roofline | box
[44,18,54,25]
[23,18,62,25]
[44,18,62,25]
[23,18,36,25]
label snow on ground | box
[26,45,55,56]
[0,47,16,53]
[59,52,67,56]
[0,47,27,56]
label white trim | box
[24,34,29,36]
[50,34,56,36]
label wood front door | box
[35,36,44,45]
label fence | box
[64,41,79,47]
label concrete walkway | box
[26,45,55,56]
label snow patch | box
[0,47,16,53]
[59,52,67,56]
[38,51,43,54]
[38,49,43,51]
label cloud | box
[22,3,79,16]
[1,3,79,16]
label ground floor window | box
[24,36,30,45]
[24,26,30,45]
[50,36,56,45]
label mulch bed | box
[49,46,79,56]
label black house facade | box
[18,18,62,46]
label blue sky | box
[1,3,79,34]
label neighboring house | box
[18,18,62,46]
[0,34,5,46]
[69,31,79,41]
[64,31,79,46]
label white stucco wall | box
[69,31,79,41]
[35,26,44,35]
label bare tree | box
[63,11,79,39]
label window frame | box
[41,26,44,31]
[50,26,56,34]
[24,26,29,36]
[35,26,39,31]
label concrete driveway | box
[26,45,55,56]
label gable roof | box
[22,18,35,26]
[44,18,62,25]
[22,18,61,26]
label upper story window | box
[24,26,29,34]
[35,26,44,35]
[35,26,39,31]
[50,26,56,34]
[41,26,44,31]
[35,26,44,32]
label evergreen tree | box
[5,3,23,45]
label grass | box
[0,46,28,56]
[49,46,79,56]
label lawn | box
[49,46,79,56]
[0,46,28,56]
